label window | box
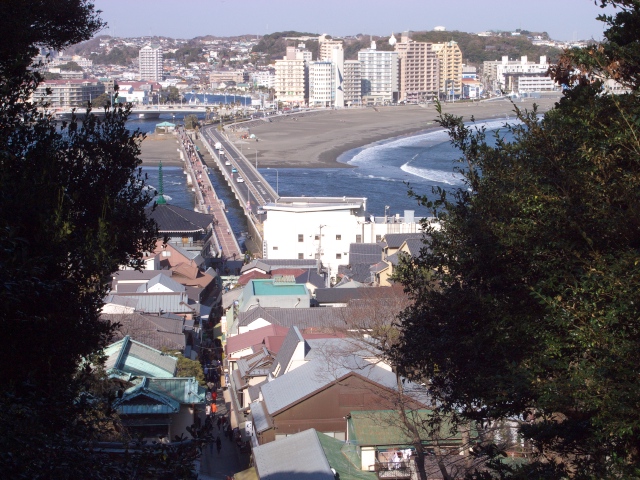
[376,235,382,242]
[336,253,342,259]
[315,235,320,240]
[298,253,304,259]
[336,234,341,240]
[298,234,304,242]
[356,234,362,243]
[273,246,278,251]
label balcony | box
[375,462,412,479]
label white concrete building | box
[252,70,276,89]
[358,42,399,103]
[343,60,362,106]
[309,61,333,107]
[319,35,343,61]
[274,45,311,105]
[262,197,422,283]
[139,44,163,81]
[484,56,553,93]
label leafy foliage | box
[391,2,640,478]
[90,45,140,66]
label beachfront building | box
[343,60,362,106]
[319,34,343,61]
[262,197,422,285]
[395,33,439,103]
[139,44,163,81]
[433,41,463,99]
[32,78,105,108]
[483,55,554,93]
[274,45,311,106]
[309,61,333,107]
[358,42,399,104]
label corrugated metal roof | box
[250,400,272,434]
[104,336,177,378]
[316,432,377,480]
[253,428,334,480]
[110,292,195,314]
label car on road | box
[237,177,244,183]
[256,207,266,215]
[231,167,237,173]
[225,160,231,166]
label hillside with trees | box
[392,1,640,478]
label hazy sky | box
[92,0,616,41]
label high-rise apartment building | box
[139,44,163,81]
[395,33,439,103]
[433,41,463,99]
[358,42,399,104]
[275,45,312,105]
[309,47,345,108]
[343,60,362,106]
[319,35,343,61]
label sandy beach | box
[140,96,560,168]
[140,132,184,167]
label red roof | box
[225,325,289,357]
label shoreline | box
[140,96,560,169]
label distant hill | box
[251,31,320,60]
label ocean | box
[136,116,515,235]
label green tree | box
[91,92,110,108]
[165,85,181,103]
[58,60,83,71]
[184,114,199,130]
[0,2,209,478]
[176,354,206,386]
[391,1,640,478]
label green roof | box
[251,279,307,297]
[348,410,466,448]
[156,121,176,127]
[316,433,376,480]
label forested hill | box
[252,30,563,66]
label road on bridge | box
[201,125,278,221]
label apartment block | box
[343,60,362,106]
[139,44,163,81]
[358,42,399,104]
[33,79,106,108]
[395,33,439,103]
[319,35,343,61]
[433,41,463,98]
[275,45,311,105]
[309,61,333,107]
[483,56,552,93]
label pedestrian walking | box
[216,416,222,431]
[216,436,222,455]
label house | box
[347,409,474,475]
[103,335,178,380]
[113,377,206,442]
[146,203,217,259]
[337,243,384,284]
[374,235,426,287]
[248,428,376,480]
[246,332,429,445]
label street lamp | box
[267,167,279,196]
[248,148,258,169]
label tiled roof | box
[315,288,373,304]
[226,324,289,357]
[252,428,335,480]
[238,306,349,330]
[348,243,383,265]
[383,233,423,249]
[105,313,187,352]
[403,238,426,257]
[146,204,212,233]
[338,263,374,283]
[103,336,178,378]
[237,347,275,378]
[114,377,205,415]
[109,292,195,314]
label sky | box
[92,0,616,41]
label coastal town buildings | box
[483,55,555,93]
[343,59,362,105]
[33,79,105,108]
[358,41,399,104]
[433,40,463,98]
[309,61,334,107]
[318,35,343,61]
[139,44,163,81]
[274,45,311,105]
[395,33,439,103]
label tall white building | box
[483,56,553,93]
[358,41,399,104]
[319,35,343,61]
[139,44,163,81]
[274,45,311,105]
[309,61,333,107]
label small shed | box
[155,121,176,133]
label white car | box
[225,160,231,166]
[236,177,244,183]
